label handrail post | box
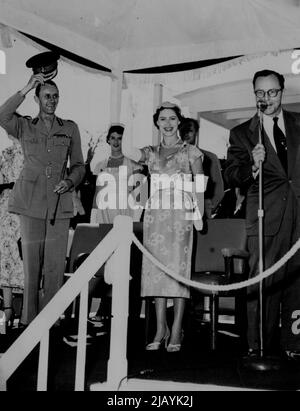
[75,284,89,391]
[37,331,50,391]
[106,216,133,390]
[0,372,6,391]
[0,226,120,390]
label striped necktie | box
[273,117,287,172]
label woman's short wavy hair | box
[153,102,184,129]
[106,124,124,143]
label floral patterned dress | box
[141,140,202,298]
[0,143,24,291]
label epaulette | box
[31,117,39,125]
[56,117,63,126]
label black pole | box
[257,108,265,358]
[242,108,282,371]
[50,148,69,226]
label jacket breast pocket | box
[53,137,71,160]
[24,137,40,155]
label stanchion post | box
[242,103,282,371]
[257,106,265,358]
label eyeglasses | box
[254,89,282,98]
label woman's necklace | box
[109,154,124,159]
[161,136,181,148]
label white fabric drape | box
[1,0,300,72]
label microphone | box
[257,100,267,112]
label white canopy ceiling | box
[1,0,300,73]
[175,50,300,129]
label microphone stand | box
[243,104,282,371]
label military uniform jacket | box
[224,110,300,236]
[0,92,85,219]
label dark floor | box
[1,315,300,392]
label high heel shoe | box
[167,330,184,353]
[2,307,15,333]
[145,327,170,351]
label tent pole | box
[110,69,123,124]
[196,113,201,147]
[152,83,163,145]
[0,24,13,48]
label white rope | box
[132,235,300,293]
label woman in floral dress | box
[0,137,24,329]
[123,102,204,352]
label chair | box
[191,218,249,351]
[64,222,143,324]
[63,223,111,324]
[65,223,112,276]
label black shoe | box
[62,321,97,348]
[87,318,104,329]
[246,348,260,358]
[285,350,300,361]
[86,321,97,337]
[17,322,28,331]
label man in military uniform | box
[0,71,85,326]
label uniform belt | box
[45,166,60,178]
[22,166,61,178]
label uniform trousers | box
[247,189,300,352]
[19,215,70,324]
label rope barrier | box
[132,234,300,293]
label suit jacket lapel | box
[248,114,259,145]
[248,113,287,177]
[283,110,300,177]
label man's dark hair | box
[35,80,59,98]
[252,70,285,90]
[106,124,124,143]
[178,117,199,139]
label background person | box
[90,123,144,224]
[0,72,85,327]
[225,69,300,359]
[178,118,224,218]
[0,135,24,332]
[123,102,204,352]
[89,123,145,324]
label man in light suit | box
[0,72,85,326]
[225,70,300,359]
[178,118,224,218]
